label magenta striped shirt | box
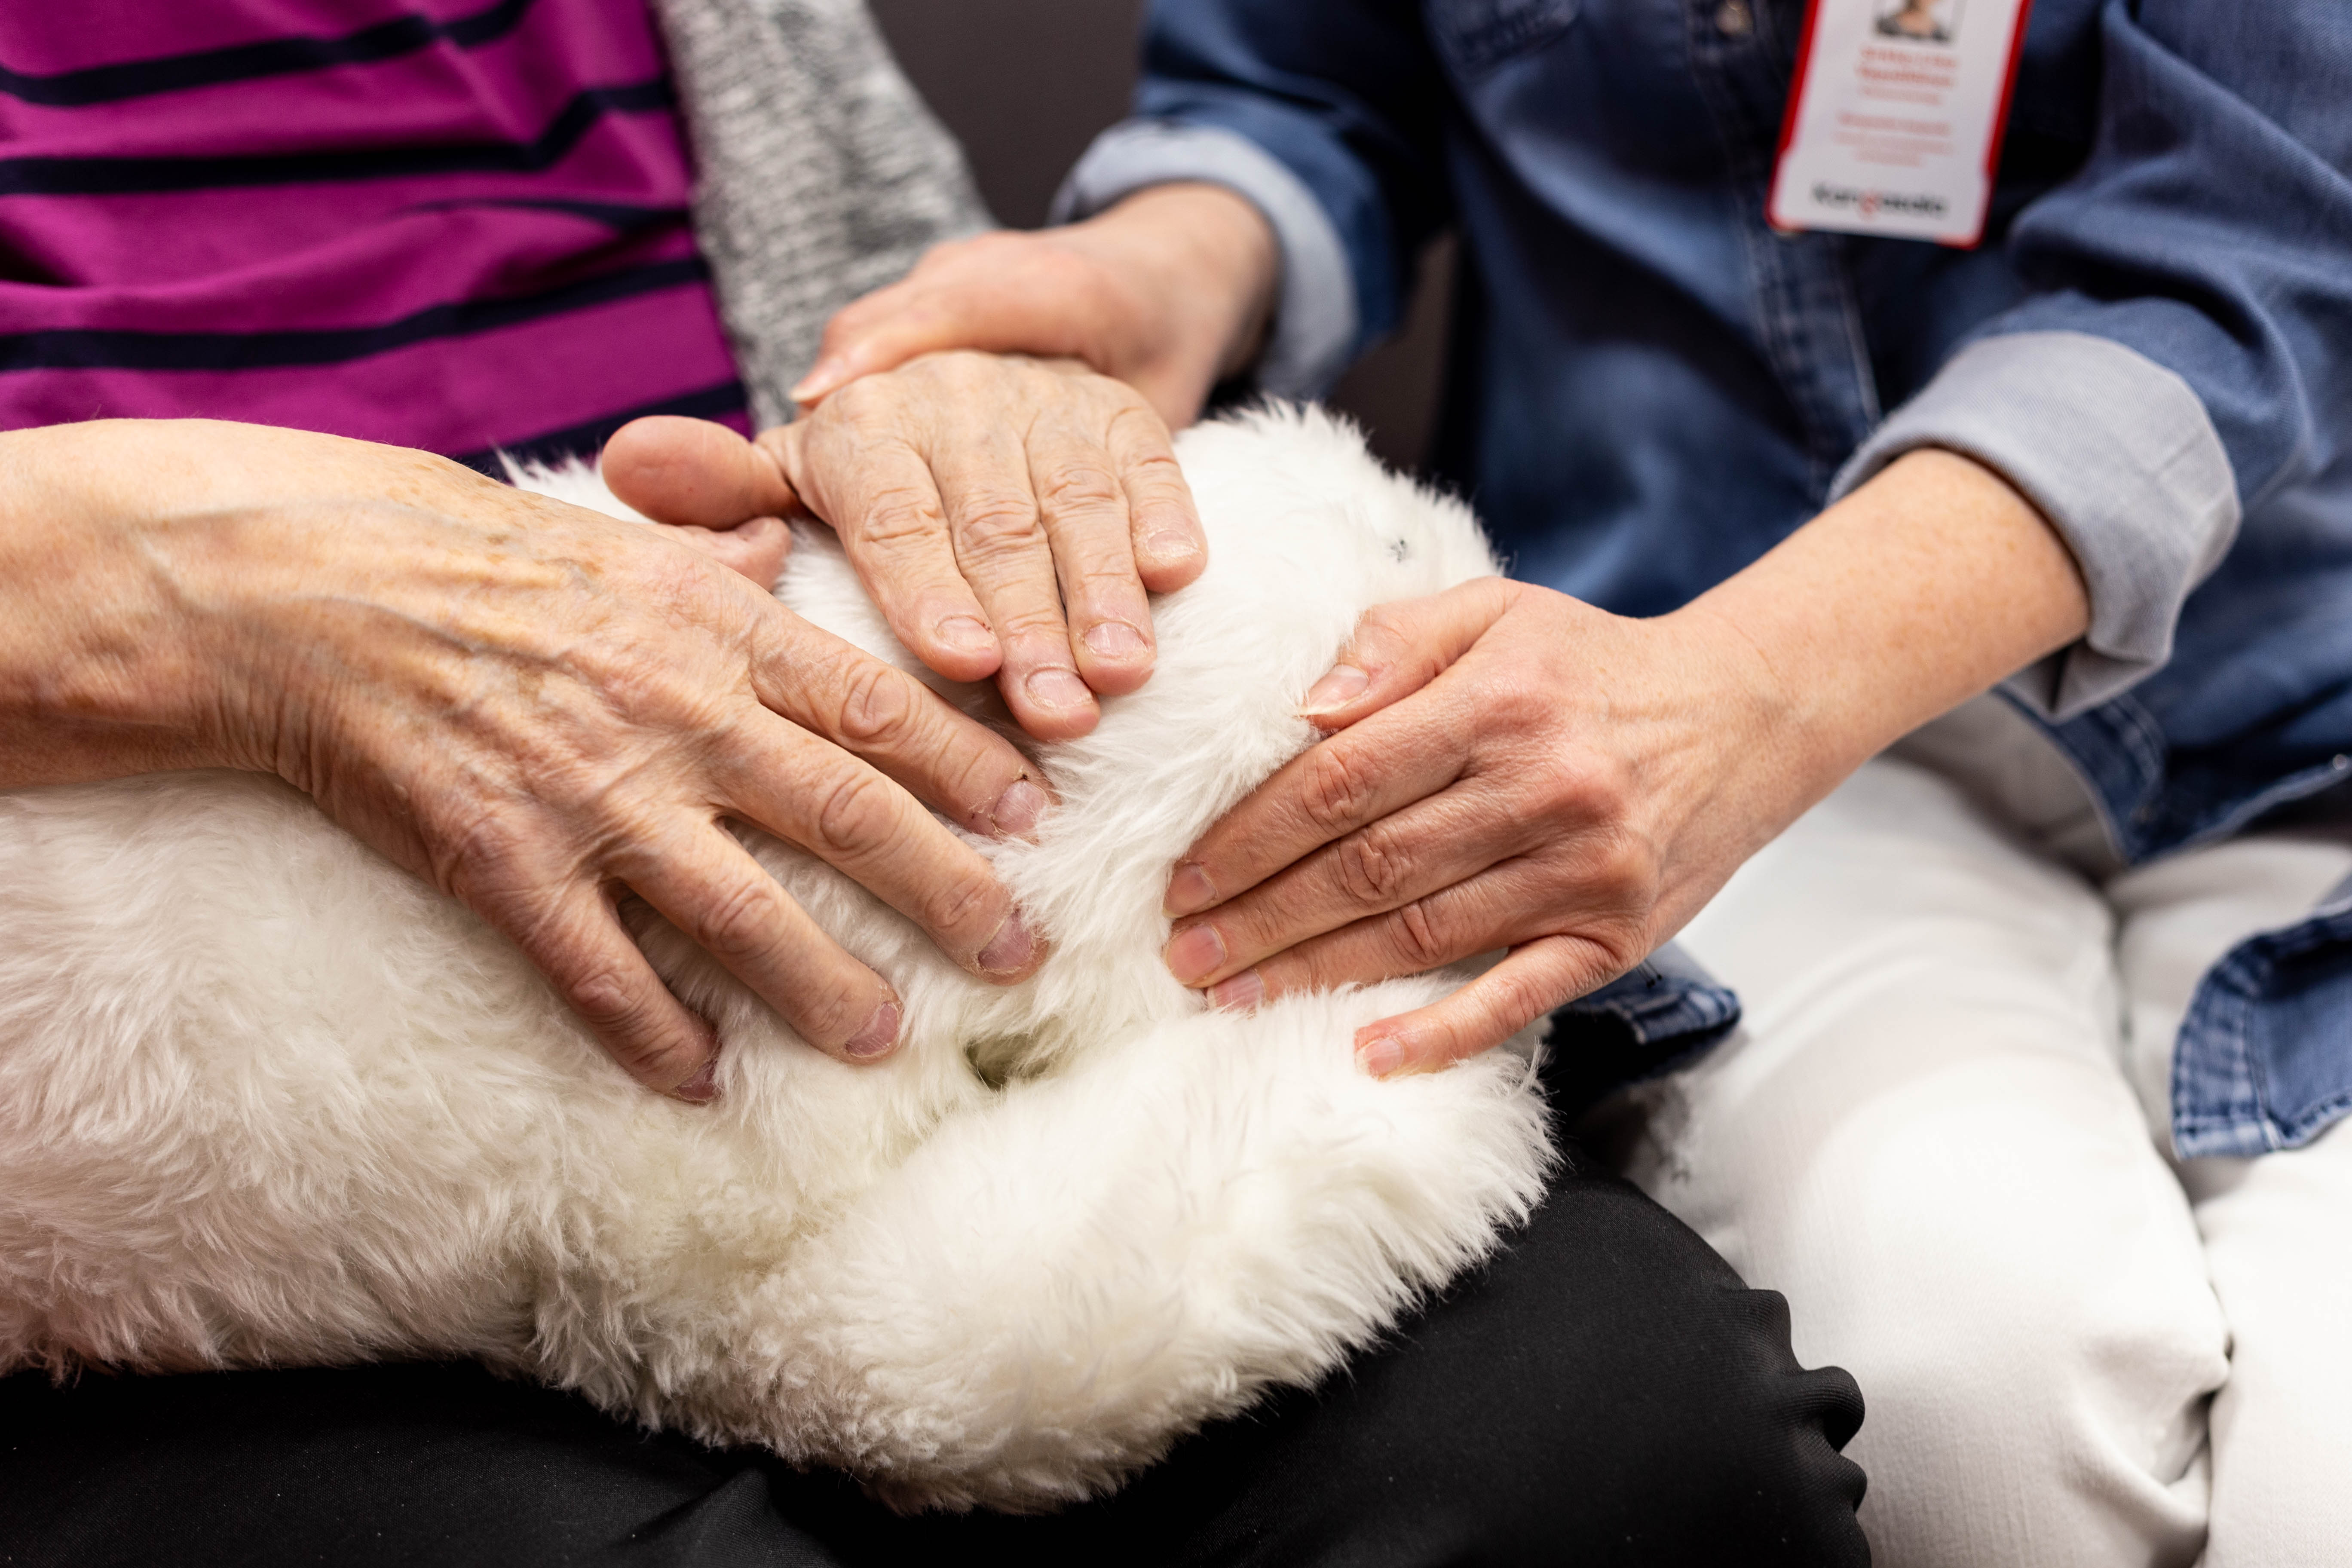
[0,0,748,472]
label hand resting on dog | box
[605,350,1209,741]
[0,350,1213,1097]
[0,416,1055,1098]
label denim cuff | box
[2173,891,2352,1158]
[1543,941,1742,1118]
[1050,119,1358,398]
[1831,331,2241,720]
[1557,941,1742,1051]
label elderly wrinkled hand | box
[604,350,1210,740]
[0,419,1050,1100]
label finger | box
[931,419,1100,739]
[1354,934,1627,1078]
[620,820,904,1063]
[1024,398,1156,697]
[744,608,1050,842]
[1165,701,1470,917]
[601,416,798,529]
[1163,789,1527,988]
[1104,399,1206,592]
[658,514,793,591]
[510,886,723,1100]
[1196,858,1641,1031]
[768,416,1006,686]
[1298,577,1521,730]
[717,717,1046,983]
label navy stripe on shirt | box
[0,256,709,374]
[452,378,751,475]
[0,79,671,196]
[401,196,692,231]
[0,0,539,107]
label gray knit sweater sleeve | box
[651,0,992,429]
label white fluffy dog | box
[0,406,1553,1511]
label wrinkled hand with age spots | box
[0,419,1051,1101]
[605,351,1208,741]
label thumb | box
[1300,576,1521,730]
[659,514,793,593]
[601,416,798,530]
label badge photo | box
[1874,0,1962,45]
[1768,0,2031,247]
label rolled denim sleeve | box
[1049,0,1451,396]
[1841,1,2352,719]
[1832,332,2239,718]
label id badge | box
[1767,0,2034,247]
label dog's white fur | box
[0,406,1552,1510]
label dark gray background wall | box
[865,0,1454,472]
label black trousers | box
[0,1048,1869,1567]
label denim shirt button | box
[1714,0,1754,37]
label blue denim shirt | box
[1057,0,2352,1157]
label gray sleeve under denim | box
[1051,120,1360,399]
[1831,331,2242,720]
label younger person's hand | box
[1160,450,2092,1078]
[791,184,1281,428]
[1158,577,1777,1078]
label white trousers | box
[1614,701,2352,1568]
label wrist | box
[1086,184,1278,399]
[1674,447,2090,814]
[1659,594,1837,829]
[0,423,259,785]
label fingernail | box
[845,1000,900,1061]
[1165,862,1217,916]
[1357,1036,1406,1078]
[1025,667,1092,710]
[977,909,1038,976]
[1208,968,1264,1011]
[990,777,1047,837]
[1142,530,1200,566]
[1082,621,1148,658]
[1301,664,1368,714]
[789,356,850,404]
[674,1056,721,1103]
[1164,923,1226,986]
[939,615,995,653]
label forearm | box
[1678,448,2091,824]
[0,423,227,787]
